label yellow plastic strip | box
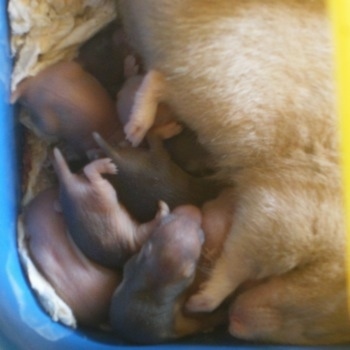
[327,0,350,307]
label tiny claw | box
[106,158,118,175]
[156,201,170,219]
[124,121,147,147]
[152,122,183,139]
[124,54,140,78]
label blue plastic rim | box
[1,2,350,350]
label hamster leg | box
[227,261,349,344]
[186,171,327,314]
[83,158,118,182]
[124,70,166,146]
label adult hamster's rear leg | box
[124,70,166,146]
[186,169,339,316]
[227,262,350,344]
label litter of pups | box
[10,0,350,345]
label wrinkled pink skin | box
[23,183,231,338]
[22,187,121,327]
[110,204,205,343]
[93,133,221,223]
[110,194,232,343]
[52,147,165,267]
[12,61,124,154]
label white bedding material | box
[9,0,117,91]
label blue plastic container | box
[0,2,349,349]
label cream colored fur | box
[118,0,350,344]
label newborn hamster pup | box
[118,0,350,344]
[94,132,221,222]
[109,193,233,343]
[22,187,121,327]
[53,147,166,267]
[12,61,123,154]
[110,205,205,343]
